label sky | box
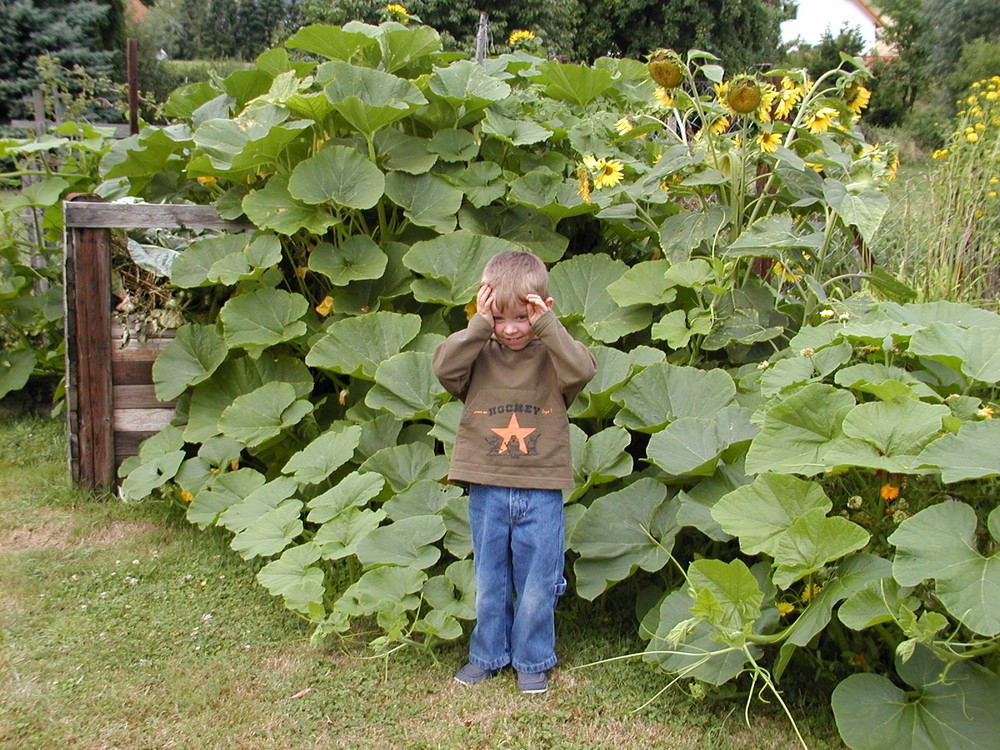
[780,1,880,50]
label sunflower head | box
[508,29,535,46]
[726,75,762,114]
[647,49,685,89]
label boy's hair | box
[481,251,548,311]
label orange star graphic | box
[490,413,536,455]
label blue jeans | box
[466,484,566,674]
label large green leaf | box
[0,348,35,399]
[889,502,1000,636]
[449,161,505,207]
[423,559,475,620]
[242,175,340,235]
[306,311,421,379]
[832,650,1000,750]
[646,404,757,477]
[570,479,677,600]
[170,233,249,288]
[359,442,448,493]
[567,346,635,420]
[217,476,298,533]
[321,61,427,134]
[428,60,511,108]
[404,230,521,306]
[314,507,386,560]
[383,480,463,521]
[916,419,1000,482]
[908,322,1000,384]
[220,288,308,354]
[306,471,385,524]
[642,589,753,685]
[355,515,446,569]
[256,542,325,617]
[184,354,312,443]
[481,109,552,146]
[281,424,362,485]
[658,208,728,263]
[771,507,870,589]
[688,558,763,633]
[333,565,426,618]
[531,61,614,105]
[744,383,856,476]
[308,235,388,286]
[230,499,304,560]
[549,254,650,343]
[218,381,313,447]
[384,172,463,233]
[712,474,832,557]
[823,179,889,244]
[373,128,437,174]
[612,362,736,432]
[376,25,442,74]
[288,146,385,209]
[284,23,376,60]
[366,351,447,420]
[187,468,266,529]
[606,259,676,307]
[152,324,228,401]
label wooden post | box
[63,196,116,489]
[475,12,488,64]
[127,38,139,136]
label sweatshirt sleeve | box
[431,314,494,401]
[530,311,598,405]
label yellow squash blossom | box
[315,296,334,316]
[757,132,781,153]
[196,175,218,186]
[777,602,795,618]
[801,583,822,603]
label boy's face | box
[490,301,534,350]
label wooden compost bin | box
[63,198,250,489]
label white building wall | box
[780,0,880,52]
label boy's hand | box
[524,294,554,325]
[476,284,496,324]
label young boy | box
[432,251,597,695]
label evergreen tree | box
[204,0,240,58]
[921,0,1000,80]
[0,0,116,121]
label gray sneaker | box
[516,671,548,694]
[454,663,498,685]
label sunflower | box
[847,85,872,118]
[709,115,730,135]
[576,165,591,204]
[805,106,840,134]
[593,159,624,189]
[773,77,803,119]
[614,116,634,135]
[384,3,409,21]
[757,85,778,122]
[757,131,781,153]
[508,29,535,45]
[653,87,674,109]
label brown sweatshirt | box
[432,311,597,490]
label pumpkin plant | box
[89,20,1000,749]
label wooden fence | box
[63,198,251,490]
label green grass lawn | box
[0,415,845,750]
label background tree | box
[782,25,866,81]
[572,0,793,69]
[0,0,118,122]
[863,0,926,127]
[920,0,1000,82]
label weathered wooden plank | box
[111,334,175,363]
[65,209,116,489]
[115,431,161,462]
[114,408,175,432]
[112,360,155,385]
[64,202,253,231]
[113,384,176,410]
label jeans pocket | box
[554,576,567,597]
